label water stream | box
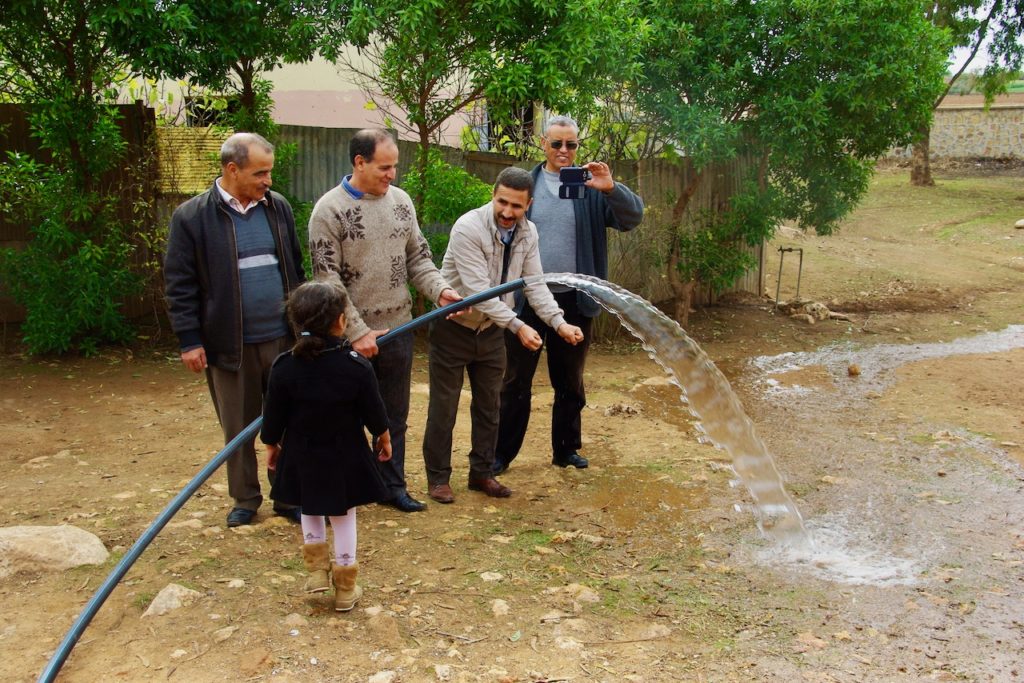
[532,273,808,544]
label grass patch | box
[513,529,552,550]
[133,591,156,611]
[279,557,303,572]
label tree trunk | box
[910,124,934,187]
[235,60,256,133]
[664,169,705,326]
[667,237,695,328]
[412,124,431,218]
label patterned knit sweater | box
[308,184,448,342]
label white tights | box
[300,509,357,566]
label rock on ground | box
[0,525,108,578]
[142,583,203,617]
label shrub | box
[401,148,493,230]
[0,139,143,354]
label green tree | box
[912,1,1024,186]
[635,0,948,323]
[0,0,187,353]
[152,1,351,258]
[337,0,646,211]
[154,1,349,133]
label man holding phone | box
[494,114,644,475]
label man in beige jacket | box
[421,167,584,503]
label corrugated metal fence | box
[277,126,523,202]
[1,119,762,326]
[278,125,763,309]
[630,155,763,306]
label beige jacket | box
[440,203,567,334]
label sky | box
[949,44,990,73]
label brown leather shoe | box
[468,477,512,498]
[428,483,455,504]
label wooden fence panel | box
[0,102,156,323]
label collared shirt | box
[497,224,515,245]
[341,174,364,199]
[215,177,266,214]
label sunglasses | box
[548,140,579,150]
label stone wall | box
[892,105,1024,159]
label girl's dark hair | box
[287,280,350,360]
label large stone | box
[142,583,203,617]
[1015,218,1024,229]
[0,525,108,578]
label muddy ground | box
[1,169,1023,682]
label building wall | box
[892,103,1024,159]
[266,56,470,146]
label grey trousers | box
[422,319,506,486]
[206,336,292,511]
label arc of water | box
[530,273,807,541]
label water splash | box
[758,515,923,586]
[531,273,807,544]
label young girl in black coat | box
[261,280,392,611]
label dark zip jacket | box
[523,163,644,317]
[164,181,306,371]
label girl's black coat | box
[261,342,389,515]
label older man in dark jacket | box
[164,132,306,527]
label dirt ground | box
[1,168,1023,682]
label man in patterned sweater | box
[308,128,461,512]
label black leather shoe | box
[273,506,302,523]
[226,507,256,527]
[552,452,589,469]
[383,492,426,512]
[491,459,509,476]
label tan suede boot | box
[301,542,331,593]
[331,563,363,612]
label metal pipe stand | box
[774,246,804,309]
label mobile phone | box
[558,166,591,199]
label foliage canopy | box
[632,0,948,318]
[338,0,646,209]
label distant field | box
[768,169,1024,306]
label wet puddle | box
[751,324,1024,399]
[747,325,1024,586]
[756,516,926,586]
[523,276,1020,587]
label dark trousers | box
[423,319,506,485]
[496,291,593,466]
[370,331,414,498]
[206,336,292,511]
